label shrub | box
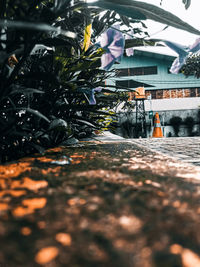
[170,116,182,137]
[184,116,195,136]
[0,0,147,162]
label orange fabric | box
[135,87,145,99]
[128,87,145,101]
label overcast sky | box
[140,0,200,45]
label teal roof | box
[133,46,177,59]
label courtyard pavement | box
[130,136,200,166]
[93,131,200,167]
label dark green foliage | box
[0,0,143,162]
[181,55,200,78]
[170,116,182,137]
[184,116,195,136]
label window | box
[190,88,196,97]
[197,88,200,97]
[116,66,157,77]
[150,90,157,99]
[115,69,129,77]
[156,90,163,99]
[131,66,157,75]
[116,80,136,88]
[116,80,154,89]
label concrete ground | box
[131,136,200,166]
[1,133,200,267]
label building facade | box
[107,46,200,137]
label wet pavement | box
[1,135,200,267]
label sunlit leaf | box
[89,0,200,35]
[20,108,49,123]
[76,119,97,128]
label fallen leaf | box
[0,190,26,198]
[35,247,59,265]
[0,203,9,211]
[0,163,31,179]
[181,248,200,267]
[37,221,46,229]
[12,206,34,217]
[170,244,183,254]
[11,177,48,191]
[36,157,54,163]
[55,233,72,246]
[0,179,6,189]
[21,227,32,236]
[22,198,47,209]
[41,167,61,175]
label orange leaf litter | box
[41,166,61,175]
[0,162,31,179]
[12,206,34,217]
[0,190,26,198]
[11,177,48,191]
[55,233,72,246]
[35,247,59,265]
[20,227,32,236]
[22,198,47,209]
[0,179,6,189]
[12,198,47,217]
[46,147,63,153]
[0,203,9,211]
[37,221,46,229]
[170,244,200,267]
[36,157,56,163]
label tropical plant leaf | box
[0,20,76,38]
[48,118,68,131]
[125,38,156,49]
[0,107,50,123]
[89,1,146,20]
[89,0,200,35]
[182,0,191,9]
[9,88,45,95]
[120,15,130,27]
[24,108,50,123]
[75,119,97,128]
[19,72,60,85]
[29,143,46,154]
[49,0,72,19]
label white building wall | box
[144,97,200,111]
